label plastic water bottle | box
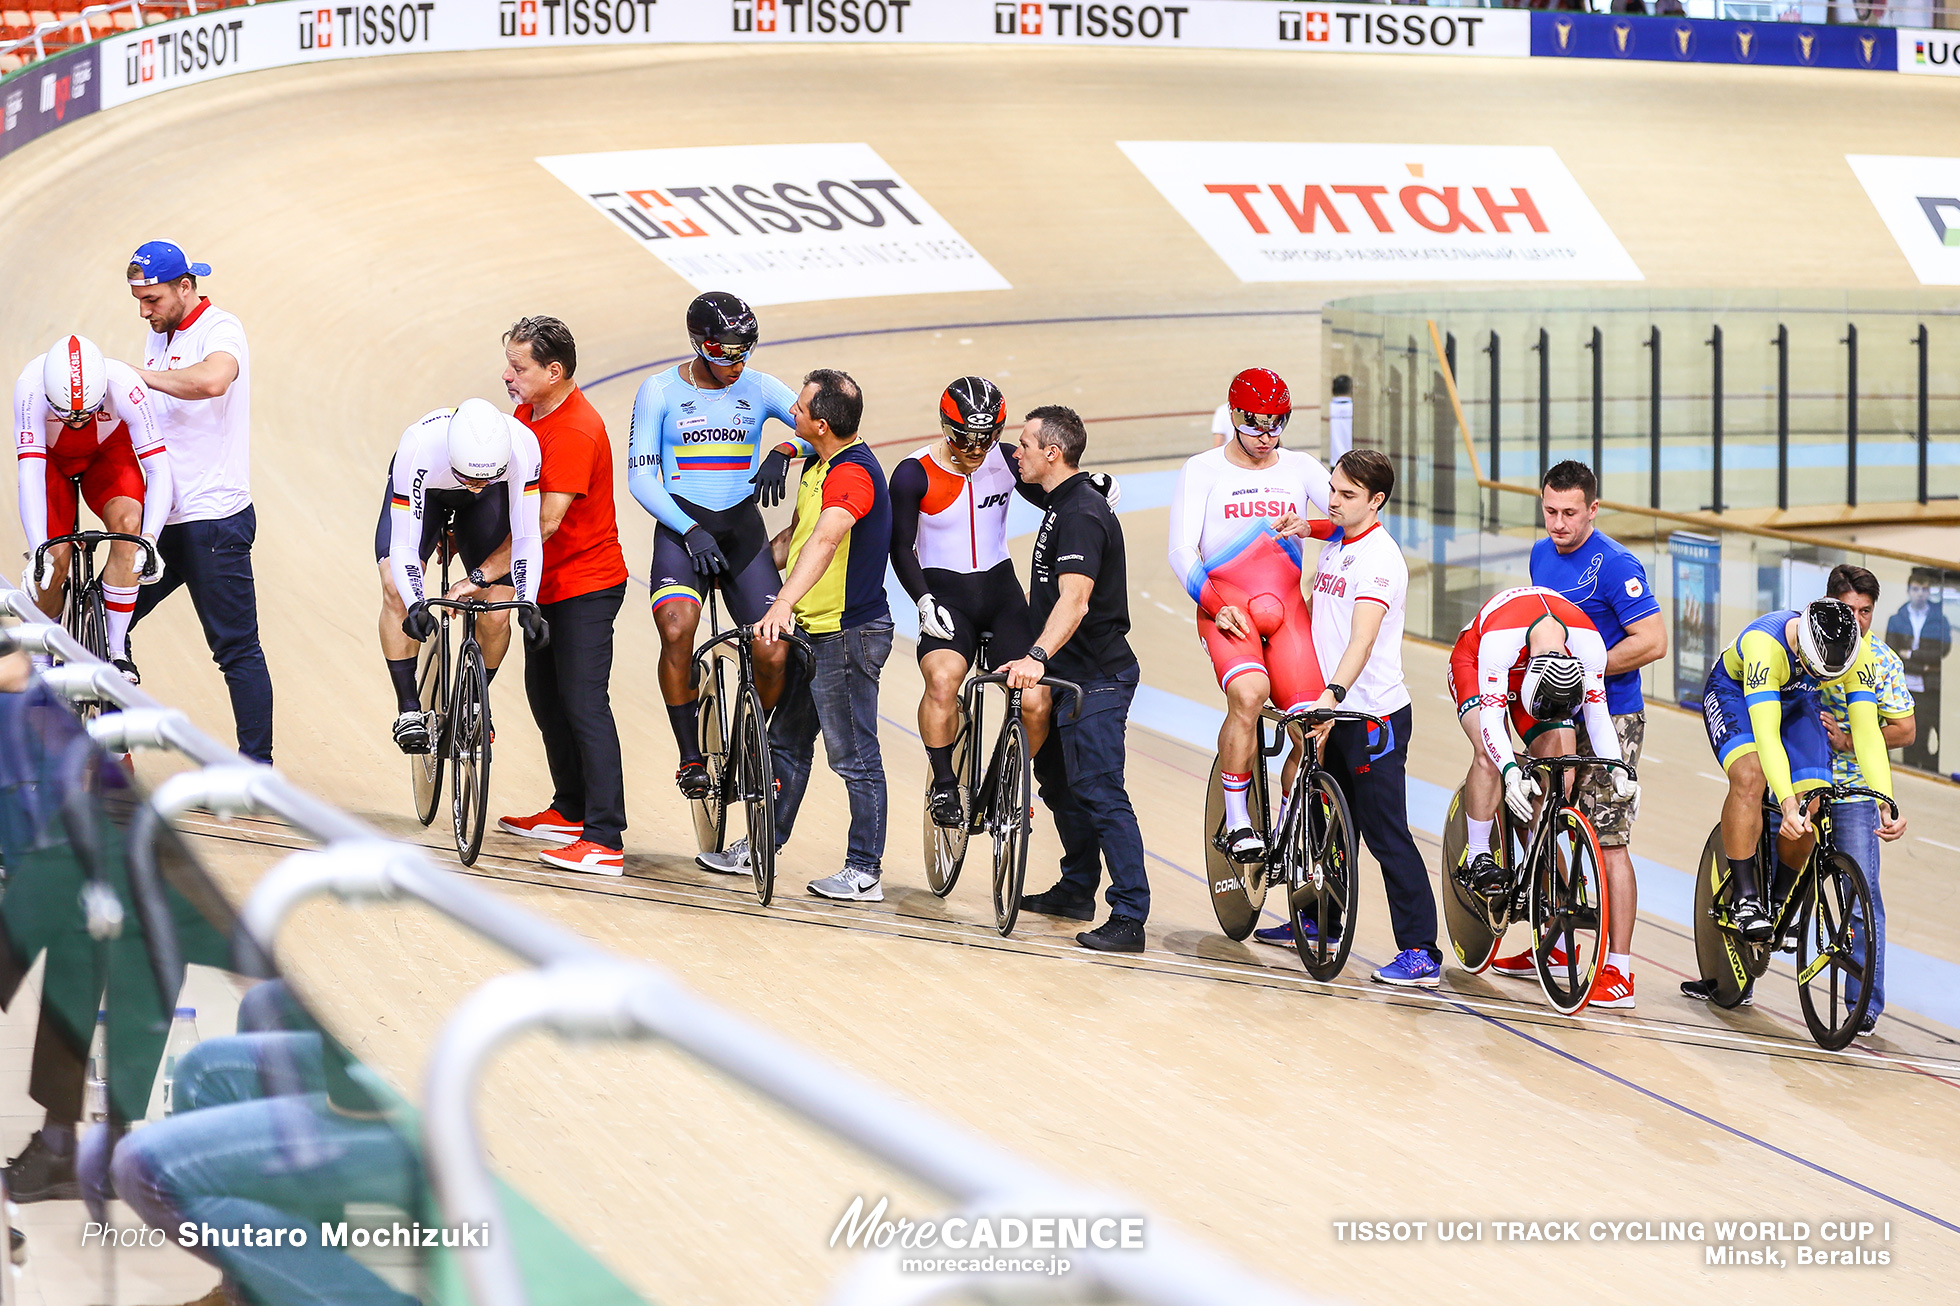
[83,1010,108,1123]
[158,1007,200,1117]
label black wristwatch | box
[1326,683,1348,703]
[469,568,488,587]
[1028,646,1050,664]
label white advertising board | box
[536,143,1011,305]
[1896,27,1960,77]
[1847,153,1960,285]
[1118,141,1641,283]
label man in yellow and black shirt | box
[705,368,895,902]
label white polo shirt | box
[1310,518,1410,718]
[143,297,250,524]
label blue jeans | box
[131,505,274,762]
[1832,799,1886,1019]
[1031,663,1150,921]
[769,620,892,874]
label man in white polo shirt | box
[1270,448,1440,988]
[125,240,273,763]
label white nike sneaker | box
[808,868,883,902]
[696,838,750,875]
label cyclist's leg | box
[1263,584,1321,805]
[971,564,1050,754]
[716,510,788,707]
[1704,665,1770,897]
[453,492,515,673]
[917,650,970,769]
[1772,708,1832,882]
[375,481,442,714]
[1200,611,1270,836]
[649,524,706,756]
[82,432,147,589]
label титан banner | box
[1119,141,1642,283]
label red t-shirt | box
[516,387,629,604]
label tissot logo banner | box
[1899,28,1960,78]
[1118,142,1641,283]
[1846,154,1960,285]
[534,144,1010,305]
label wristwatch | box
[469,568,488,587]
[1326,683,1348,703]
[1028,646,1050,664]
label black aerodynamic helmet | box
[939,376,1007,452]
[686,291,759,367]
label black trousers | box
[523,583,626,848]
[1030,664,1150,921]
[1320,702,1438,958]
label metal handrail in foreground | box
[2,586,1316,1306]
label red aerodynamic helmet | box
[1227,368,1291,438]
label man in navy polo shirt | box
[1506,460,1665,1009]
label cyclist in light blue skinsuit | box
[627,291,811,799]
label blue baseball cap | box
[127,240,212,286]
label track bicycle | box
[920,632,1081,938]
[1205,705,1385,981]
[1690,784,1890,1050]
[33,530,157,682]
[689,590,810,908]
[1441,754,1627,1015]
[406,541,544,866]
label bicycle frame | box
[964,670,1082,817]
[1751,784,1896,946]
[1245,705,1386,890]
[1513,754,1636,900]
[36,530,157,664]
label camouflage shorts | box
[1573,712,1645,848]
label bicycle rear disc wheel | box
[1529,806,1607,1015]
[1441,785,1503,974]
[689,656,729,854]
[1691,824,1763,1008]
[1204,754,1268,941]
[990,719,1032,937]
[1289,773,1356,982]
[1797,851,1875,1050]
[410,631,445,826]
[449,645,491,866]
[734,684,776,907]
[924,712,972,898]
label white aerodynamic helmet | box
[447,398,513,482]
[43,335,108,424]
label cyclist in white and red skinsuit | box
[1169,368,1334,863]
[13,334,171,677]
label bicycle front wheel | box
[1529,806,1608,1015]
[1797,851,1875,1050]
[69,582,110,719]
[733,683,776,907]
[923,707,973,898]
[1288,772,1356,982]
[690,655,730,855]
[990,718,1032,937]
[410,629,445,826]
[449,644,491,866]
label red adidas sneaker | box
[1490,946,1566,979]
[1588,964,1635,1010]
[497,809,580,845]
[538,840,623,876]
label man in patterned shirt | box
[1818,565,1915,1036]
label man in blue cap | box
[126,240,274,762]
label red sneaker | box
[1588,964,1635,1010]
[1490,946,1566,979]
[538,840,623,876]
[497,809,580,845]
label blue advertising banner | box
[0,45,100,163]
[1532,12,1895,71]
[1670,531,1722,710]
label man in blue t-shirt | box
[1503,460,1666,1010]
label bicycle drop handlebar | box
[423,597,544,618]
[1267,705,1389,735]
[1522,754,1638,784]
[1761,783,1900,823]
[35,531,157,577]
[695,624,814,663]
[971,671,1084,721]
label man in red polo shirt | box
[493,317,631,874]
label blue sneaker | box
[1253,919,1338,948]
[1372,948,1442,989]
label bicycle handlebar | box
[696,624,814,661]
[424,597,543,618]
[35,531,157,577]
[1522,754,1637,783]
[1268,705,1388,735]
[971,671,1084,720]
[1763,784,1901,822]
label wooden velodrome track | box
[2,39,1959,1305]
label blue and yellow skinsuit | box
[1702,609,1892,805]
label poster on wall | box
[1118,141,1642,283]
[1847,153,1960,285]
[536,143,1010,306]
[1671,531,1721,710]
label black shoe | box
[1019,884,1095,921]
[928,780,965,829]
[1731,895,1774,944]
[392,710,430,754]
[1077,914,1145,953]
[676,759,712,800]
[1857,1013,1879,1036]
[112,656,141,685]
[1680,977,1755,1007]
[1219,826,1266,864]
[3,1129,80,1202]
[1467,852,1508,896]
